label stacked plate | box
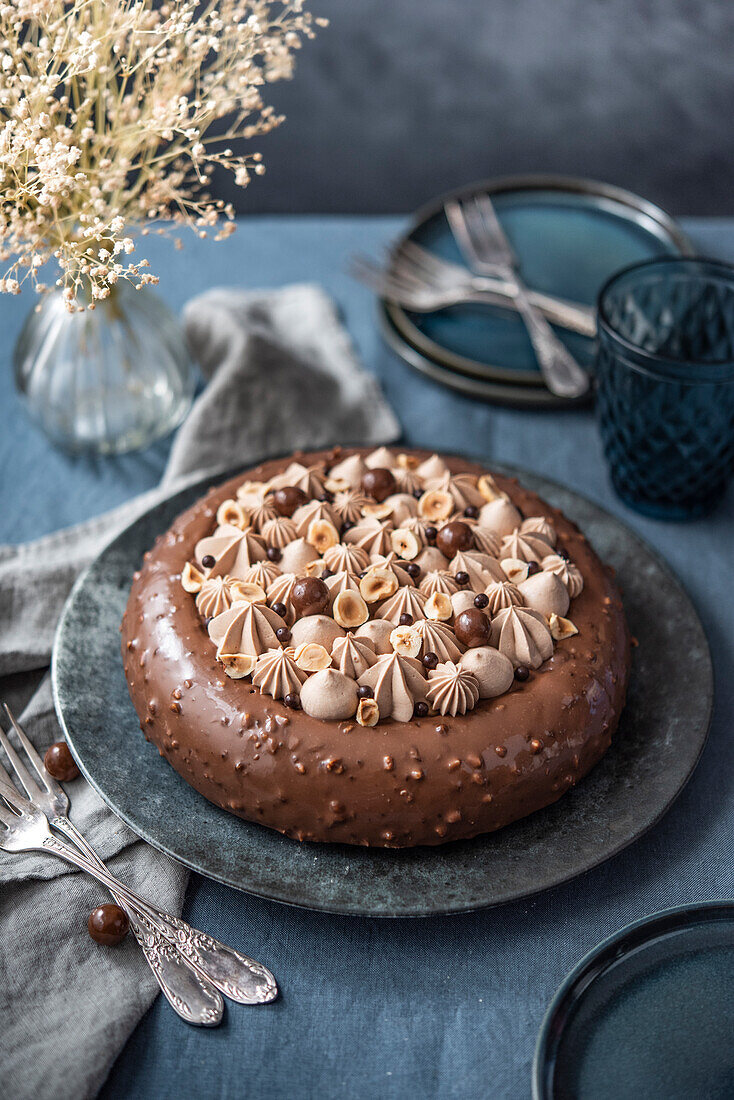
[380,175,693,407]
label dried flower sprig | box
[0,1,323,308]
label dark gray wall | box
[231,0,733,216]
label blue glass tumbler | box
[596,257,734,519]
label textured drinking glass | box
[14,281,195,455]
[596,258,734,519]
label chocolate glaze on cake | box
[121,449,630,847]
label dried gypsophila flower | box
[0,1,325,309]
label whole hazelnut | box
[436,521,474,558]
[454,609,491,648]
[273,486,308,517]
[362,467,397,503]
[291,576,330,617]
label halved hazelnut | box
[390,624,421,658]
[548,613,578,640]
[294,642,332,672]
[477,474,504,503]
[356,697,380,727]
[230,581,267,605]
[418,489,453,522]
[181,561,204,593]
[216,499,249,529]
[237,479,266,500]
[303,558,327,578]
[307,518,339,555]
[362,501,393,520]
[220,653,257,679]
[325,475,349,493]
[391,527,421,560]
[501,558,529,584]
[397,452,420,470]
[424,591,452,622]
[360,567,398,603]
[333,590,369,629]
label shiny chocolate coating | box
[291,576,329,617]
[273,486,308,517]
[121,447,630,848]
[88,904,129,946]
[362,467,396,503]
[454,608,491,648]
[436,521,474,558]
[44,741,80,782]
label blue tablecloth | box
[2,217,732,1099]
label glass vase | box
[14,282,196,455]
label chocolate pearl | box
[454,609,491,648]
[399,612,413,626]
[422,651,439,671]
[266,546,282,563]
[201,554,215,569]
[204,616,213,629]
[271,602,287,618]
[527,561,541,576]
[437,521,474,558]
[284,693,301,709]
[341,521,354,534]
[413,488,424,499]
[44,741,79,782]
[514,665,530,682]
[291,576,330,617]
[273,485,308,517]
[358,684,374,699]
[320,567,332,579]
[362,467,397,503]
[318,492,333,503]
[464,505,479,519]
[557,547,570,561]
[405,562,421,579]
[88,903,129,946]
[474,593,489,610]
[414,701,429,718]
[454,570,470,587]
[276,626,292,645]
[424,525,437,544]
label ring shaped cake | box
[122,448,630,847]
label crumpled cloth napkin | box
[0,283,399,1100]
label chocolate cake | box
[121,447,630,847]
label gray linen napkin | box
[0,283,399,1099]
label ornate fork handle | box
[50,818,277,1005]
[40,832,224,1026]
[512,281,591,399]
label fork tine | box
[445,198,481,268]
[0,720,44,801]
[3,704,56,794]
[0,762,34,813]
[0,800,17,828]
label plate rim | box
[51,457,713,918]
[532,899,734,1099]
[383,172,694,388]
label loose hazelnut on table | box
[88,904,129,946]
[44,741,80,781]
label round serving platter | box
[52,463,712,918]
[381,174,693,406]
[533,901,734,1099]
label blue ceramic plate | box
[52,463,712,917]
[384,175,692,397]
[534,902,734,1100]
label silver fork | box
[445,194,591,398]
[350,241,596,337]
[0,705,277,1019]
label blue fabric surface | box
[2,217,732,1099]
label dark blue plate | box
[534,902,734,1099]
[384,175,692,396]
[52,462,712,917]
